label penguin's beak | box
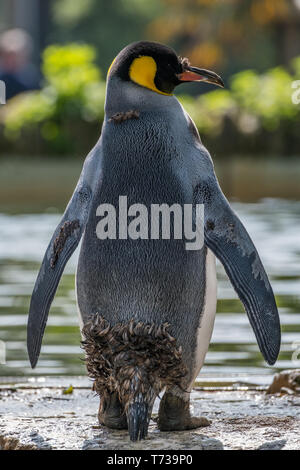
[178,66,224,88]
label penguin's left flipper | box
[27,145,102,368]
[198,177,281,365]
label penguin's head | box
[107,41,224,96]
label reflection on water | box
[0,199,299,383]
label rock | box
[258,440,287,450]
[266,369,300,395]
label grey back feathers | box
[78,82,209,381]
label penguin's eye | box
[167,63,175,71]
[165,61,181,75]
[166,63,176,74]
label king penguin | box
[27,41,281,441]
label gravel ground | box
[0,376,299,450]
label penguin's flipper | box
[27,146,102,368]
[199,178,280,365]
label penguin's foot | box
[98,392,128,430]
[157,392,211,431]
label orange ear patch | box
[129,56,172,96]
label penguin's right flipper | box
[198,177,280,365]
[27,145,102,368]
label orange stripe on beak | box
[178,70,205,82]
[178,66,224,88]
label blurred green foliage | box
[50,0,300,80]
[2,44,105,152]
[180,62,299,136]
[51,0,161,73]
[1,43,300,155]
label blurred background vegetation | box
[0,0,300,156]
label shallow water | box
[0,198,299,383]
